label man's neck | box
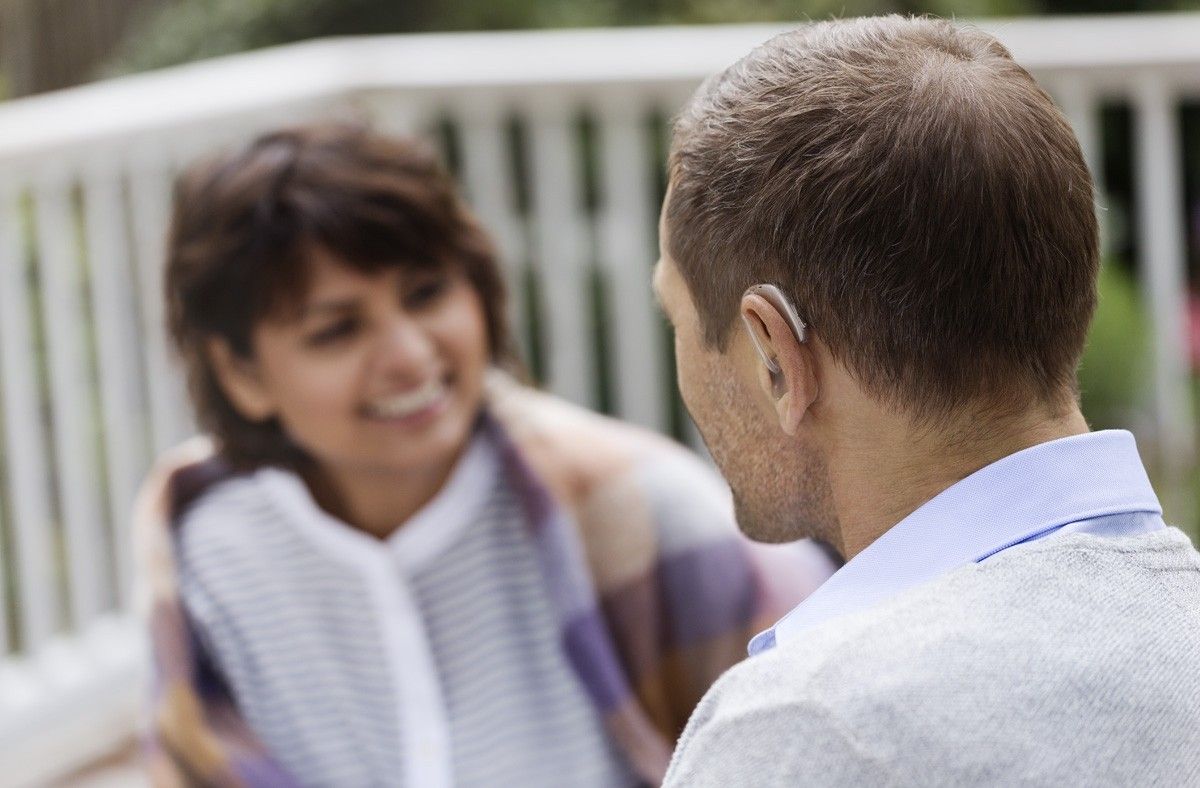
[828,402,1090,559]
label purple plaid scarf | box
[134,378,830,786]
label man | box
[653,15,1200,785]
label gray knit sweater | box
[664,528,1200,786]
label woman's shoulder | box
[135,440,284,574]
[486,375,736,553]
[132,439,277,615]
[485,372,702,498]
[174,466,278,559]
[627,449,736,544]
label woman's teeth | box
[366,381,445,419]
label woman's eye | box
[405,277,446,309]
[306,318,358,346]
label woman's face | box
[219,248,490,481]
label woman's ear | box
[206,337,277,422]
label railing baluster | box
[0,184,60,651]
[1132,79,1196,495]
[0,192,10,654]
[81,163,147,611]
[1055,76,1104,190]
[652,98,706,451]
[595,101,667,431]
[33,173,109,627]
[1054,75,1110,255]
[525,105,595,407]
[0,502,7,656]
[458,102,530,362]
[128,153,190,455]
[366,95,428,140]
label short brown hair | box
[667,16,1099,418]
[166,123,512,468]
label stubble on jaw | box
[657,241,839,550]
[688,366,841,549]
[732,450,841,550]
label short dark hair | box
[165,123,512,468]
[667,16,1099,419]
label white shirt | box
[177,429,635,787]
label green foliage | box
[1076,262,1200,538]
[108,0,1200,76]
[109,0,580,73]
[110,0,376,74]
[108,0,1039,75]
[1078,261,1149,430]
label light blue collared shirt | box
[749,430,1165,656]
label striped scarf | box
[134,374,828,786]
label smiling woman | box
[134,123,835,787]
[204,250,491,538]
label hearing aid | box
[741,283,807,397]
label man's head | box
[654,16,1099,547]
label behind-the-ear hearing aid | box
[741,284,808,397]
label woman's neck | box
[302,448,466,540]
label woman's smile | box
[362,376,453,427]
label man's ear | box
[739,294,818,436]
[206,337,277,422]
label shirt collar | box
[257,425,497,573]
[750,429,1161,655]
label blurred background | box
[0,0,1198,785]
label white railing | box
[0,14,1198,785]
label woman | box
[134,124,834,787]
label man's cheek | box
[676,357,706,419]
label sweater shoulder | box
[666,530,1200,786]
[791,528,1200,675]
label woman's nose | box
[374,314,437,378]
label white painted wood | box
[0,512,7,656]
[127,156,190,455]
[0,305,8,657]
[0,615,145,787]
[1054,77,1104,193]
[5,15,1200,168]
[1053,76,1110,255]
[525,107,595,406]
[596,103,667,431]
[457,103,531,362]
[0,186,60,651]
[1132,78,1196,474]
[364,93,427,139]
[81,164,148,611]
[32,174,110,627]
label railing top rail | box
[1,12,1200,164]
